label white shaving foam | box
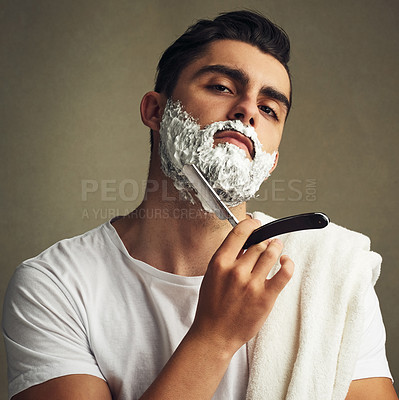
[159,99,277,211]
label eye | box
[259,105,279,121]
[210,84,232,94]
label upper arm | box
[346,378,398,400]
[352,286,392,381]
[12,374,112,400]
[3,265,105,397]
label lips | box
[213,130,255,158]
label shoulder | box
[252,211,381,286]
[18,222,115,278]
[5,221,121,309]
[3,221,124,339]
[35,222,111,262]
[252,210,372,250]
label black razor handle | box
[243,212,329,250]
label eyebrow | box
[192,64,291,113]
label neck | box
[112,166,249,276]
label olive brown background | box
[1,0,398,397]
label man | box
[2,10,397,400]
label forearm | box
[139,329,235,400]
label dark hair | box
[155,10,292,108]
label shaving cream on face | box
[159,99,277,210]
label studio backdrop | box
[1,0,398,397]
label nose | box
[228,96,258,127]
[234,113,255,127]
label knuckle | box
[210,254,228,271]
[232,219,260,238]
[270,238,284,251]
[230,267,246,282]
[266,240,283,258]
[231,225,248,239]
[262,248,279,265]
[252,241,268,253]
[282,258,295,278]
[246,279,259,295]
[268,261,295,294]
[279,265,293,282]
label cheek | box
[174,88,231,122]
[257,126,283,153]
[183,99,228,126]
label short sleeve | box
[352,285,393,381]
[2,264,105,399]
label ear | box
[140,91,167,132]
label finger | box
[215,219,262,263]
[250,238,284,279]
[265,255,295,296]
[238,238,273,267]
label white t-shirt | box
[2,219,392,399]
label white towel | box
[246,212,381,400]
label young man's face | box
[170,39,291,157]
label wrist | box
[184,325,241,362]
